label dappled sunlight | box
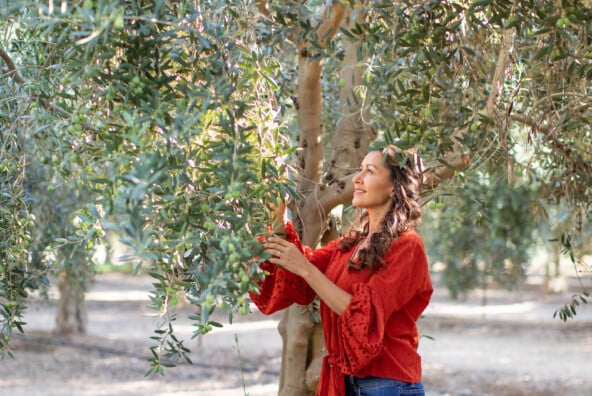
[170,320,278,334]
[22,380,279,396]
[426,300,538,318]
[85,290,150,302]
[182,319,279,335]
[9,273,592,395]
[172,318,283,355]
[158,383,279,396]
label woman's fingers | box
[264,238,284,257]
[265,237,286,251]
[263,240,308,278]
[265,236,283,244]
[264,238,298,264]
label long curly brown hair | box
[338,146,423,271]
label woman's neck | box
[367,209,387,234]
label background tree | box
[27,157,97,335]
[423,172,540,301]
[1,0,591,394]
[1,0,293,369]
[0,31,48,357]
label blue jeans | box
[344,375,425,396]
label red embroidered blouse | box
[250,223,433,396]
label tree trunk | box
[278,5,367,395]
[277,305,321,395]
[55,273,87,335]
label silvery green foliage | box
[1,0,591,367]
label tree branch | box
[509,112,552,134]
[299,174,354,247]
[530,92,590,113]
[0,46,26,85]
[484,28,515,118]
[256,0,270,18]
[314,2,345,48]
[510,112,576,162]
[422,153,471,188]
[423,27,517,190]
[0,45,96,131]
[296,2,345,244]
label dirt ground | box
[2,272,591,396]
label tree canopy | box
[1,0,591,369]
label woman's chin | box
[351,199,364,208]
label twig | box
[0,46,26,84]
[0,45,97,132]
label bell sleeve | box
[333,232,432,373]
[249,222,337,315]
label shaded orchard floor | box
[2,272,591,396]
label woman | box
[250,146,433,396]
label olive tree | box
[254,1,592,392]
[1,1,591,394]
[423,172,540,301]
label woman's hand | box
[265,237,353,316]
[264,237,312,279]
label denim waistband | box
[345,375,413,387]
[345,374,426,392]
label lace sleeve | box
[249,222,316,314]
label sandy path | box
[2,273,591,396]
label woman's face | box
[351,151,395,213]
